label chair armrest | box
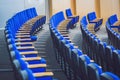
[28,64,47,68]
[112,21,120,26]
[20,51,38,55]
[65,19,71,21]
[15,42,33,46]
[17,46,35,50]
[33,72,53,77]
[90,60,94,62]
[16,33,30,35]
[36,15,45,19]
[15,35,30,38]
[68,15,79,18]
[58,30,68,32]
[19,27,31,30]
[58,27,66,30]
[74,46,78,48]
[60,32,68,34]
[112,28,119,32]
[19,28,31,30]
[15,38,31,42]
[68,40,72,42]
[90,18,102,22]
[17,31,30,33]
[22,57,41,61]
[70,43,74,45]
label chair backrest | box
[87,12,97,21]
[87,63,102,80]
[113,50,120,76]
[71,49,83,69]
[13,59,21,71]
[78,55,91,80]
[10,50,22,61]
[20,69,35,80]
[80,16,88,28]
[50,11,65,28]
[66,8,73,17]
[108,14,118,25]
[18,59,28,70]
[105,46,115,71]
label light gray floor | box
[68,24,83,50]
[96,25,108,43]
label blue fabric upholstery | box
[105,46,115,72]
[100,72,120,80]
[113,50,120,77]
[108,14,118,25]
[77,55,91,80]
[18,59,46,73]
[87,12,97,21]
[87,63,102,80]
[80,16,88,27]
[66,8,72,17]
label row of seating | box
[50,10,120,80]
[66,9,103,31]
[106,14,120,49]
[5,7,54,80]
[81,15,120,78]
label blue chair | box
[87,63,102,80]
[64,43,75,79]
[20,68,53,80]
[77,55,91,80]
[71,49,83,79]
[100,72,120,80]
[9,43,35,53]
[105,46,115,72]
[108,14,119,26]
[108,14,120,32]
[98,42,107,71]
[92,38,100,63]
[87,12,103,31]
[113,50,120,77]
[10,50,46,64]
[65,8,79,29]
[13,59,46,73]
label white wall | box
[45,0,49,23]
[100,0,120,22]
[0,0,46,28]
[24,0,45,15]
[52,0,71,17]
[76,0,95,18]
[0,0,24,28]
